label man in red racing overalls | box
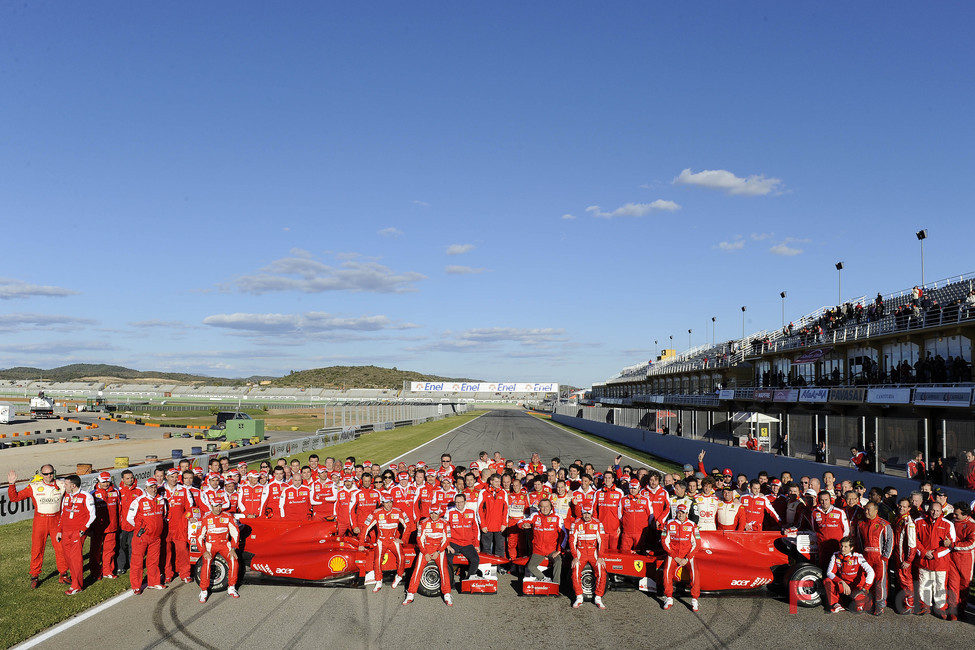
[825,536,875,613]
[196,497,241,602]
[403,506,453,607]
[662,503,701,612]
[569,508,607,610]
[359,493,410,593]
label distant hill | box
[272,365,480,389]
[0,364,220,383]
[0,363,480,390]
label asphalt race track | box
[26,411,975,649]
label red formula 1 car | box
[188,517,506,597]
[512,529,825,607]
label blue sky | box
[2,2,973,386]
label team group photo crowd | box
[7,445,975,617]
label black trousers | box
[116,530,133,573]
[479,531,505,557]
[446,543,479,581]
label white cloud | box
[769,243,801,256]
[446,243,475,255]
[0,340,115,354]
[561,213,577,220]
[203,311,420,334]
[225,253,425,294]
[378,227,403,238]
[128,319,192,329]
[412,200,430,207]
[445,265,486,275]
[585,200,681,219]
[715,238,745,252]
[0,313,95,332]
[0,278,78,300]
[674,168,784,196]
[750,232,774,241]
[289,247,313,258]
[454,327,566,343]
[407,327,567,353]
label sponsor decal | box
[718,389,736,400]
[798,388,829,403]
[252,563,272,574]
[794,347,832,364]
[753,389,774,401]
[275,567,294,575]
[633,560,644,573]
[773,389,798,403]
[829,387,865,404]
[867,388,912,404]
[410,381,560,393]
[912,386,973,407]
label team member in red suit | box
[126,478,167,594]
[812,491,850,568]
[506,479,531,560]
[359,494,410,592]
[595,473,624,550]
[477,474,509,556]
[947,503,975,620]
[237,471,267,518]
[662,503,701,612]
[200,473,229,516]
[446,493,481,583]
[57,475,95,594]
[521,498,563,582]
[619,480,652,552]
[736,480,781,531]
[196,498,241,602]
[390,473,417,539]
[352,473,382,535]
[569,508,607,609]
[162,469,193,583]
[90,471,120,579]
[279,472,318,520]
[825,537,875,613]
[403,507,453,606]
[915,502,956,616]
[335,474,360,537]
[856,502,893,615]
[7,465,68,588]
[263,467,287,519]
[892,498,917,614]
[642,473,671,530]
[116,469,144,575]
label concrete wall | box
[552,413,975,504]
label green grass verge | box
[0,524,131,647]
[529,412,684,475]
[0,411,484,647]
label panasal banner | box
[410,382,560,393]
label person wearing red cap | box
[196,497,241,602]
[263,467,287,519]
[569,508,606,609]
[662,503,701,612]
[359,493,410,592]
[126,479,167,594]
[352,473,382,536]
[162,469,193,583]
[238,471,267,518]
[619,480,652,552]
[335,474,360,537]
[90,471,120,580]
[200,473,229,517]
[57,475,96,594]
[404,506,452,606]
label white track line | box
[384,412,485,464]
[14,413,483,648]
[537,414,670,475]
[13,589,133,650]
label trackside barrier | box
[550,413,975,504]
[0,410,466,526]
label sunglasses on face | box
[42,472,55,476]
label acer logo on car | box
[275,567,295,575]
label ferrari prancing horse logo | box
[633,560,644,573]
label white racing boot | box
[228,586,239,599]
[391,575,402,589]
[594,596,606,610]
[663,597,674,610]
[572,595,584,609]
[691,598,699,612]
[403,593,415,606]
[372,580,383,593]
[199,590,208,604]
[443,593,453,607]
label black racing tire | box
[579,565,595,599]
[194,556,230,592]
[784,563,824,608]
[416,561,443,598]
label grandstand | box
[589,272,975,482]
